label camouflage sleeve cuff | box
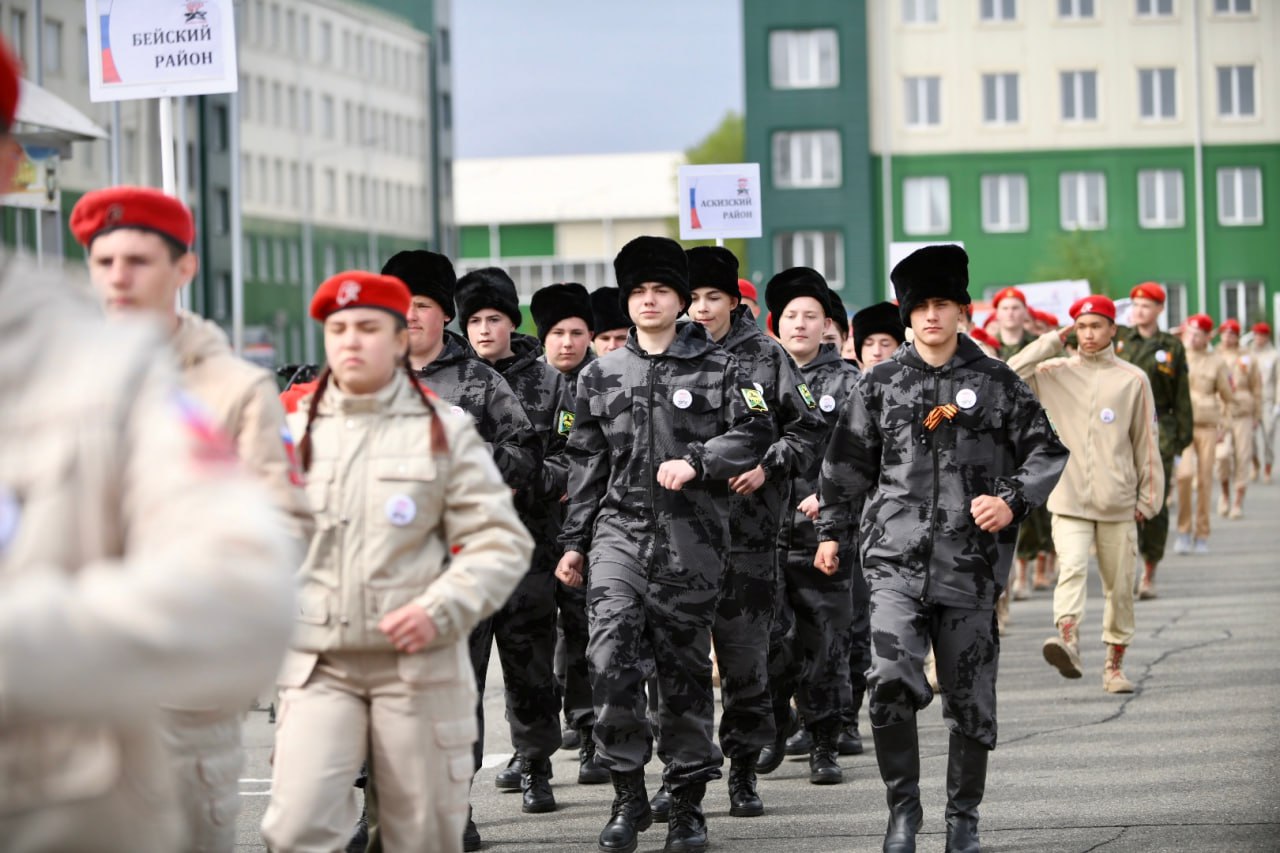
[993,478,1029,523]
[682,443,706,478]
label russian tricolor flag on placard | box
[98,0,122,83]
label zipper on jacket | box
[919,370,941,601]
[647,355,657,520]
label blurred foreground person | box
[0,37,296,851]
[260,272,531,852]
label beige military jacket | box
[1010,332,1165,523]
[1255,343,1278,409]
[0,256,296,851]
[281,370,531,682]
[1186,348,1234,427]
[1219,347,1263,421]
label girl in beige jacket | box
[261,272,532,853]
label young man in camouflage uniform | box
[455,268,569,816]
[1114,282,1192,599]
[555,236,772,853]
[816,245,1068,853]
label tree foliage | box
[1033,230,1113,294]
[667,111,748,271]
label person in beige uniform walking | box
[69,186,313,853]
[261,271,532,853]
[1008,296,1163,694]
[1213,319,1262,518]
[1252,322,1278,483]
[1174,315,1235,555]
[0,36,297,851]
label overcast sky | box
[452,0,743,159]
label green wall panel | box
[459,225,492,259]
[498,223,554,258]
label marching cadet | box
[454,268,566,814]
[1174,315,1234,555]
[590,285,632,356]
[651,248,825,816]
[816,245,1068,853]
[1008,296,1164,694]
[1115,283,1193,600]
[1252,322,1278,483]
[0,36,296,849]
[261,271,531,853]
[755,270,860,786]
[530,283,610,783]
[1214,319,1262,518]
[68,186,312,853]
[555,236,772,853]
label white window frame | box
[982,73,1019,125]
[980,0,1018,22]
[1138,169,1185,228]
[1136,0,1174,16]
[1059,171,1108,230]
[1216,65,1256,118]
[1058,0,1096,18]
[902,0,939,24]
[1061,70,1099,122]
[904,76,941,127]
[1216,166,1263,225]
[1161,282,1189,328]
[1213,0,1252,15]
[981,174,1028,233]
[903,176,951,235]
[1219,280,1266,324]
[774,231,846,291]
[42,17,63,76]
[772,130,842,189]
[1139,68,1177,120]
[769,29,839,90]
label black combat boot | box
[562,725,582,750]
[728,753,764,817]
[344,802,368,853]
[649,782,671,822]
[808,718,843,785]
[785,721,813,756]
[598,770,652,853]
[521,757,556,813]
[494,752,522,790]
[838,719,864,755]
[578,727,610,784]
[663,782,708,853]
[944,732,988,853]
[756,703,796,774]
[874,719,923,853]
[462,805,481,852]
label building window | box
[1061,70,1099,121]
[1138,169,1184,228]
[272,239,285,283]
[1220,280,1265,324]
[289,241,301,283]
[439,26,451,64]
[902,0,939,24]
[215,189,230,235]
[320,95,334,138]
[42,18,63,76]
[769,29,839,89]
[1161,282,1188,327]
[1060,171,1107,229]
[1136,0,1174,16]
[273,159,284,206]
[269,3,280,49]
[982,73,1019,124]
[8,11,27,64]
[1216,65,1256,118]
[285,9,296,55]
[319,20,332,63]
[213,104,229,151]
[256,236,270,280]
[323,245,337,279]
[1059,0,1096,18]
[322,168,336,213]
[301,89,312,134]
[1139,68,1177,119]
[905,76,941,127]
[903,177,951,235]
[241,154,252,199]
[772,130,842,189]
[1213,0,1252,13]
[981,174,1028,232]
[299,14,310,60]
[1217,166,1263,225]
[981,0,1017,22]
[775,231,845,290]
[256,77,266,123]
[289,162,300,207]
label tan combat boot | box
[1103,644,1135,694]
[1042,619,1083,679]
[1137,562,1157,600]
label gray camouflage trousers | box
[555,580,594,731]
[844,563,871,728]
[868,588,999,749]
[710,548,777,758]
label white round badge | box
[1155,350,1168,364]
[956,388,977,410]
[450,405,465,416]
[1242,356,1251,365]
[673,389,693,410]
[0,485,20,554]
[819,394,837,413]
[385,494,417,526]
[753,381,765,395]
[1100,408,1116,424]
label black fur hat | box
[686,246,740,299]
[828,289,850,340]
[764,267,830,334]
[853,301,906,356]
[613,236,690,310]
[590,286,631,335]
[531,282,593,341]
[381,250,457,319]
[456,267,522,329]
[890,244,971,325]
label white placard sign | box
[85,0,238,102]
[677,163,763,240]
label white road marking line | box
[481,752,511,769]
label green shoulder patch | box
[797,383,817,410]
[556,409,575,436]
[741,387,770,413]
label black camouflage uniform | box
[816,245,1069,852]
[999,328,1055,567]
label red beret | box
[1219,318,1241,336]
[1069,295,1116,322]
[310,270,411,322]
[1186,314,1214,334]
[70,186,195,248]
[1030,308,1058,326]
[1252,321,1271,337]
[738,279,758,302]
[992,287,1027,309]
[0,37,19,130]
[969,327,998,349]
[1130,281,1166,304]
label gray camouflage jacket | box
[559,322,773,574]
[816,335,1068,609]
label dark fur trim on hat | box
[531,282,593,340]
[613,236,690,310]
[686,246,740,299]
[890,244,970,325]
[853,301,906,356]
[590,286,631,334]
[764,267,830,334]
[456,267,522,328]
[827,289,849,339]
[381,250,457,319]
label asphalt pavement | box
[237,479,1280,852]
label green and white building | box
[744,0,1278,326]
